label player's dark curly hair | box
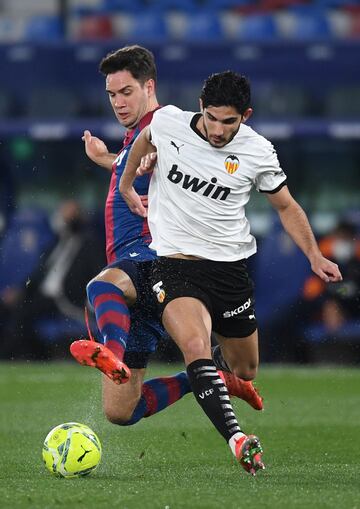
[99,45,157,84]
[200,71,251,115]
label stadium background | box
[0,0,359,363]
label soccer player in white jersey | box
[120,71,343,475]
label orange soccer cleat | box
[235,434,265,476]
[219,371,264,411]
[70,339,131,385]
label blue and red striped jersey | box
[105,109,158,264]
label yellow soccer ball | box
[42,422,102,478]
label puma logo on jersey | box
[167,165,230,201]
[170,141,184,154]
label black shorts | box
[107,259,156,312]
[150,257,257,338]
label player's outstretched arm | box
[82,130,117,171]
[267,186,343,283]
[119,126,156,217]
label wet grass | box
[0,362,359,509]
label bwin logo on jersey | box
[223,298,251,318]
[224,155,239,175]
[167,165,231,201]
[152,281,166,303]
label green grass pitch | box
[0,362,359,509]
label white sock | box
[228,431,246,457]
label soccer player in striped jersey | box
[120,71,342,474]
[70,48,263,431]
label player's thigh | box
[214,329,259,381]
[162,297,212,363]
[102,368,146,424]
[91,267,137,305]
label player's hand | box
[121,187,147,218]
[310,255,343,283]
[139,195,148,208]
[82,130,109,162]
[136,152,157,176]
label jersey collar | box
[123,106,162,148]
[190,113,208,142]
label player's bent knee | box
[86,271,117,292]
[103,395,139,425]
[181,336,210,363]
[103,405,137,426]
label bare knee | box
[102,385,139,426]
[103,403,137,425]
[181,335,211,364]
[87,273,118,296]
[87,268,136,303]
[102,369,145,425]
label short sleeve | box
[149,105,179,149]
[254,144,287,194]
[149,109,162,148]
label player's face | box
[106,70,154,129]
[201,105,249,148]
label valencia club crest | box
[224,155,239,174]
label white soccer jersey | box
[148,105,287,261]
